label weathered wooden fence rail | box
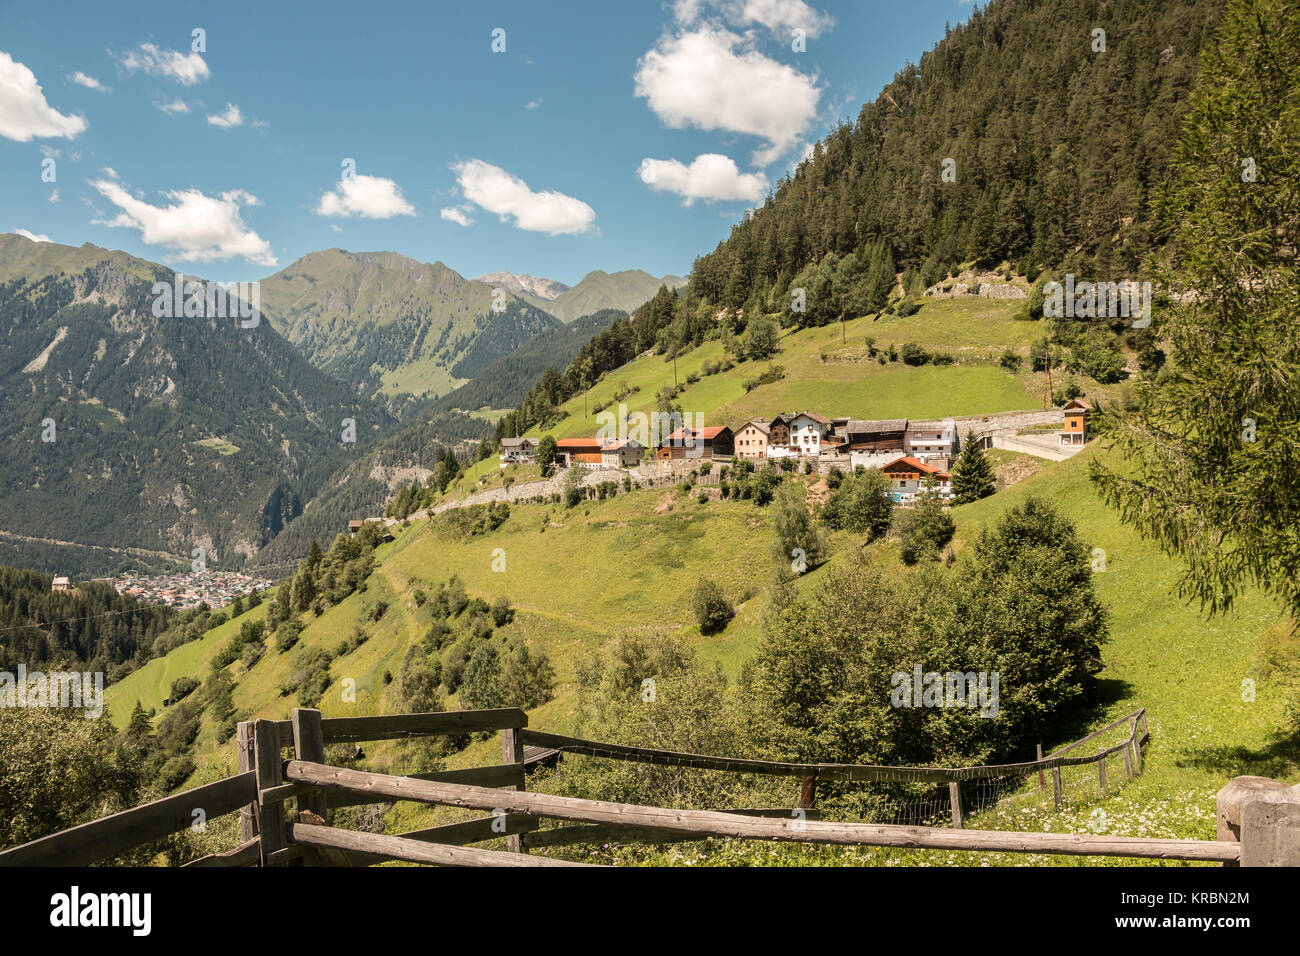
[1,706,1292,867]
[519,707,1151,824]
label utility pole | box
[673,353,678,389]
[841,294,847,344]
[1043,334,1055,409]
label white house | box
[769,411,832,458]
[734,421,771,460]
[599,438,644,468]
[499,437,536,463]
[904,419,957,462]
[879,456,954,501]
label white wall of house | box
[600,441,644,468]
[734,427,769,459]
[770,415,828,458]
[888,473,953,497]
[904,422,955,461]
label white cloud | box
[101,166,118,179]
[206,102,244,128]
[525,98,542,109]
[673,0,833,37]
[120,43,209,85]
[157,97,190,114]
[638,153,769,204]
[14,228,51,242]
[89,178,277,265]
[329,224,342,233]
[440,206,474,227]
[634,27,820,166]
[0,52,88,141]
[67,71,108,91]
[451,159,595,235]
[316,173,415,219]
[49,189,59,203]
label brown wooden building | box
[657,425,734,460]
[1060,399,1090,446]
[843,418,908,453]
[556,437,603,466]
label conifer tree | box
[125,701,152,745]
[1091,0,1300,617]
[951,437,995,504]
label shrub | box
[490,596,514,628]
[500,639,556,709]
[771,482,825,570]
[821,469,893,538]
[442,641,471,693]
[692,577,734,635]
[901,342,929,365]
[896,488,956,565]
[459,643,504,710]
[168,677,200,702]
[275,619,303,654]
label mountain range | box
[0,235,683,575]
[0,234,392,575]
[257,252,683,412]
[471,271,570,301]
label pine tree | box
[125,701,152,748]
[1092,0,1300,618]
[951,437,996,504]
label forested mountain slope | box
[0,234,391,573]
[688,0,1227,312]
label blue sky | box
[1,0,972,285]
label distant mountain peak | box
[471,271,570,301]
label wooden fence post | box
[1097,748,1107,795]
[1130,715,1144,775]
[1217,776,1300,866]
[1036,743,1045,791]
[1122,739,1133,779]
[500,724,527,854]
[1051,766,1063,810]
[236,721,258,843]
[291,708,327,865]
[799,775,817,810]
[949,782,964,829]
[253,719,287,863]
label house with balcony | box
[657,425,734,460]
[769,411,832,458]
[499,437,537,463]
[843,418,908,454]
[904,419,957,463]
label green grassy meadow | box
[102,283,1298,864]
[107,439,1297,865]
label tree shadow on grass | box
[1174,728,1300,781]
[1027,677,1138,758]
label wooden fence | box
[1,706,1292,867]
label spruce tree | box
[1091,0,1300,617]
[125,701,152,744]
[951,437,995,504]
